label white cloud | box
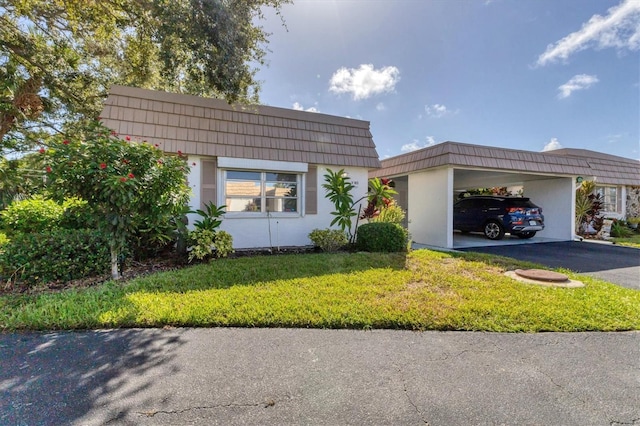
[557,74,599,98]
[376,102,386,111]
[401,136,437,153]
[329,64,400,100]
[424,103,457,118]
[543,138,563,151]
[537,0,640,66]
[292,102,319,112]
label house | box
[543,148,640,219]
[370,141,640,249]
[100,86,380,249]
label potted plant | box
[627,216,640,229]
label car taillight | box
[507,207,524,214]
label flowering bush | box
[42,119,190,279]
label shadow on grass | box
[0,329,186,425]
[129,251,409,292]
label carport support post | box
[407,167,454,248]
[525,177,575,241]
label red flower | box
[45,166,52,173]
[122,159,130,164]
[39,148,46,154]
[127,173,134,179]
[154,144,159,147]
[192,162,196,166]
[62,140,69,145]
[120,177,127,182]
[177,150,183,156]
[381,178,390,185]
[125,136,131,141]
[100,163,107,169]
[110,130,118,136]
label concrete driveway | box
[458,240,640,290]
[1,328,639,425]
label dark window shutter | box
[201,159,217,209]
[305,165,318,215]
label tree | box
[0,0,289,151]
[43,119,191,280]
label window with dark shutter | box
[201,159,217,209]
[305,165,317,215]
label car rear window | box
[508,198,536,207]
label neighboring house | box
[543,148,640,219]
[370,141,640,249]
[100,86,380,249]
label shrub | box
[214,231,234,258]
[1,196,64,234]
[371,202,405,224]
[308,228,348,252]
[1,196,95,234]
[610,220,634,238]
[0,232,9,251]
[0,229,111,286]
[187,229,234,262]
[356,222,408,252]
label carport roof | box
[371,141,640,186]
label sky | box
[253,0,640,161]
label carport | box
[370,142,595,249]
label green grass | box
[1,250,639,332]
[612,233,640,248]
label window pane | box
[226,197,262,212]
[266,198,297,212]
[265,172,297,183]
[226,180,261,197]
[227,170,260,180]
[265,182,297,197]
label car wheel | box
[483,220,505,240]
[516,231,536,239]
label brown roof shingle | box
[101,85,381,169]
[370,141,640,186]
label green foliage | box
[188,228,216,263]
[0,0,289,150]
[193,202,226,232]
[43,120,191,278]
[322,168,357,240]
[214,231,234,258]
[0,232,9,248]
[575,180,604,235]
[360,177,397,220]
[356,222,408,253]
[0,229,110,286]
[187,228,234,262]
[371,202,406,224]
[0,154,46,208]
[1,196,64,233]
[0,195,93,236]
[610,220,634,238]
[308,228,348,252]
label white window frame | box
[596,185,618,213]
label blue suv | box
[453,196,545,240]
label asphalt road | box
[1,328,639,425]
[458,241,640,290]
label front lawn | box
[612,233,640,248]
[1,250,638,332]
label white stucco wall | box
[523,177,574,241]
[408,167,453,248]
[187,156,369,249]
